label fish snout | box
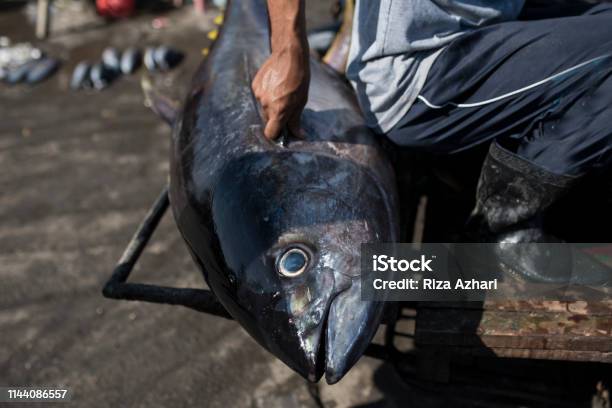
[324,278,384,383]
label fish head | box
[207,149,397,383]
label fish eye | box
[277,248,309,277]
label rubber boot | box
[465,142,611,287]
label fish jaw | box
[268,270,335,383]
[324,279,384,383]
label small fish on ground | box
[152,46,184,71]
[143,47,157,71]
[120,48,142,75]
[102,47,121,72]
[26,58,60,84]
[4,59,39,84]
[90,63,117,90]
[71,62,92,90]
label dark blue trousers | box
[387,4,612,177]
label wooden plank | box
[415,303,612,362]
[442,346,612,363]
[417,309,612,343]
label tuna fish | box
[70,62,92,90]
[90,62,117,90]
[4,59,38,84]
[153,46,184,71]
[25,57,59,84]
[120,48,142,75]
[102,47,121,73]
[143,47,157,72]
[169,0,400,383]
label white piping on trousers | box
[417,54,611,109]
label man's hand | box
[252,0,310,140]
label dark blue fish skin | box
[170,0,400,384]
[120,48,142,75]
[71,61,92,90]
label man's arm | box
[252,0,310,140]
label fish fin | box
[140,73,180,127]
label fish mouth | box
[287,278,383,384]
[324,278,383,384]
